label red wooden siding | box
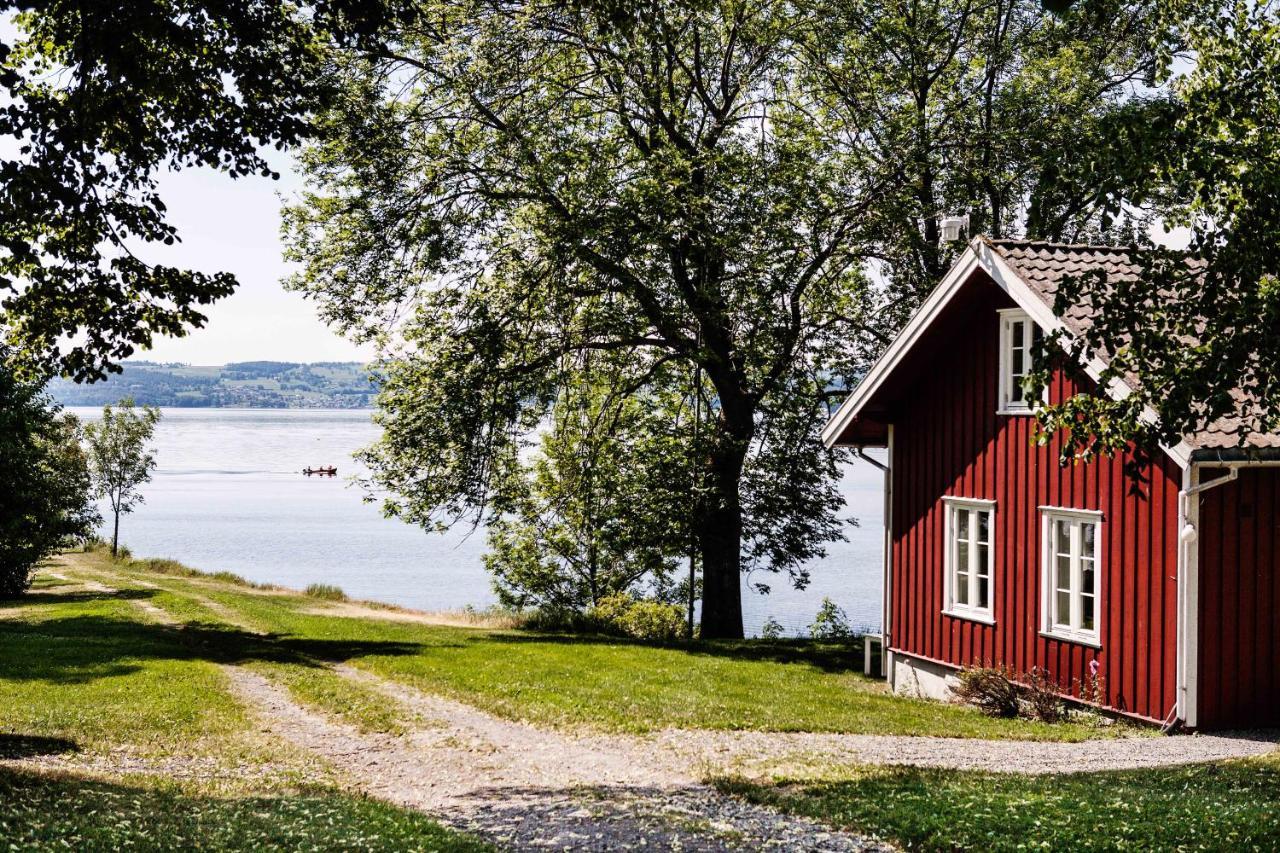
[886,272,1182,722]
[1197,468,1280,728]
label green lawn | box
[8,550,1277,851]
[77,551,1127,741]
[719,754,1280,851]
[0,567,486,849]
[0,766,490,852]
[0,572,250,757]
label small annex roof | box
[822,237,1280,465]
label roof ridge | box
[981,236,1140,252]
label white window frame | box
[943,497,996,625]
[998,308,1042,415]
[1039,507,1103,647]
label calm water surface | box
[71,408,885,636]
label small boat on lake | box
[302,466,338,476]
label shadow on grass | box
[0,588,160,608]
[0,614,425,685]
[0,734,79,758]
[478,632,866,674]
[0,765,485,851]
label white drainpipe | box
[855,425,893,687]
[1175,464,1239,729]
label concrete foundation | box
[891,652,959,702]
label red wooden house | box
[823,238,1280,730]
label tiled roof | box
[985,239,1280,452]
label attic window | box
[998,308,1041,414]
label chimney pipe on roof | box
[939,214,969,244]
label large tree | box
[286,0,1176,637]
[287,0,863,637]
[811,0,1174,316]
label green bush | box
[759,617,785,639]
[305,583,348,601]
[589,593,686,642]
[0,366,99,597]
[808,597,853,640]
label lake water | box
[69,407,886,637]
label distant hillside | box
[49,361,378,408]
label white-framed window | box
[998,308,1041,414]
[1040,507,1103,646]
[943,497,995,624]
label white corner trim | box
[821,238,1192,469]
[883,425,895,689]
[1177,463,1200,728]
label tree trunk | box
[696,387,754,640]
[697,445,747,639]
[111,508,120,558]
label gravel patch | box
[226,666,890,851]
[658,728,1279,777]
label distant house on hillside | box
[823,238,1280,730]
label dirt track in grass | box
[225,664,887,851]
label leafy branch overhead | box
[0,0,409,381]
[1033,3,1280,459]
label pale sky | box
[134,154,374,366]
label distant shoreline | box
[49,360,379,409]
[62,404,378,412]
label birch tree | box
[84,400,161,557]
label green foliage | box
[305,583,349,601]
[808,598,853,640]
[484,371,689,612]
[0,362,98,596]
[283,0,880,638]
[0,1,357,379]
[809,0,1174,303]
[1030,4,1280,458]
[759,618,785,640]
[588,593,687,643]
[83,399,160,556]
[722,754,1280,852]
